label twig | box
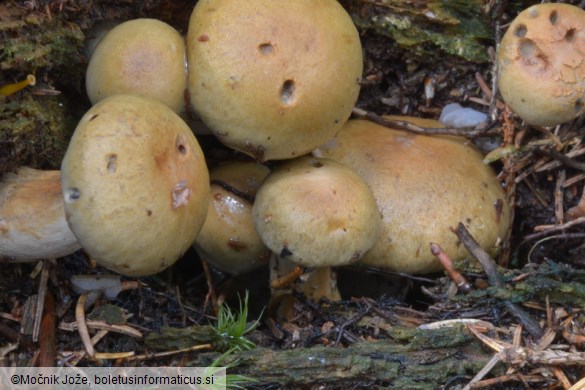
[0,321,34,351]
[32,260,50,342]
[539,148,585,172]
[334,302,372,347]
[59,320,143,338]
[553,367,571,390]
[201,259,219,316]
[534,147,585,173]
[430,243,471,292]
[555,170,566,224]
[469,374,549,389]
[37,292,56,367]
[62,329,109,367]
[351,107,499,137]
[563,173,585,188]
[463,352,504,390]
[456,223,543,339]
[504,348,585,366]
[419,319,493,331]
[94,351,135,360]
[126,343,212,361]
[75,294,95,358]
[522,217,585,243]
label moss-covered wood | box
[342,0,493,64]
[191,325,491,389]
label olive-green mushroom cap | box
[61,94,209,277]
[186,0,363,161]
[253,156,381,268]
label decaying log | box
[192,325,492,389]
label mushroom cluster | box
[3,1,513,308]
[498,3,585,127]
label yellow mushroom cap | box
[86,18,187,113]
[186,0,363,161]
[498,3,585,127]
[320,117,511,274]
[194,161,271,275]
[253,156,381,268]
[61,94,209,277]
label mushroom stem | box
[0,168,81,262]
[270,256,341,302]
[298,267,342,302]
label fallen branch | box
[455,223,543,339]
[351,107,499,137]
[193,326,490,388]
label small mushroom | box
[86,18,187,113]
[253,156,381,301]
[194,161,271,275]
[0,168,81,262]
[320,117,511,274]
[497,3,585,127]
[61,94,209,277]
[186,0,363,161]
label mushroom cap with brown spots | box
[498,3,585,127]
[186,0,362,161]
[61,94,209,277]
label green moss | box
[0,18,83,72]
[349,0,492,63]
[0,8,85,176]
[0,95,76,175]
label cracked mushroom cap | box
[253,156,381,268]
[0,168,81,262]
[194,161,271,275]
[86,18,187,113]
[498,3,585,127]
[186,0,362,161]
[61,94,209,277]
[320,117,511,274]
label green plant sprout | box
[214,291,262,352]
[205,347,257,390]
[205,291,262,389]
